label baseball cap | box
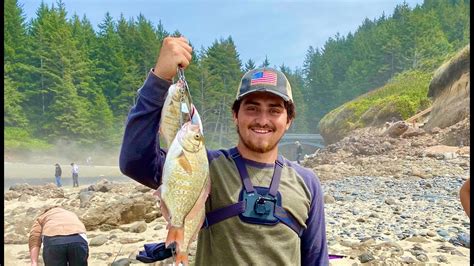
[235,67,293,102]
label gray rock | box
[416,253,429,262]
[437,229,449,238]
[111,258,131,266]
[385,198,396,205]
[436,255,448,263]
[18,194,31,202]
[324,194,336,204]
[154,224,164,230]
[79,191,95,208]
[129,221,147,233]
[4,191,21,200]
[89,235,108,246]
[358,253,375,263]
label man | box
[54,163,62,187]
[119,36,328,265]
[29,206,89,266]
[295,141,303,164]
[71,163,79,187]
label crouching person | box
[29,206,89,266]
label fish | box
[160,80,203,148]
[155,120,210,265]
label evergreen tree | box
[200,37,242,148]
[4,64,28,127]
[280,65,308,133]
[244,58,256,72]
[4,0,29,128]
[260,55,270,67]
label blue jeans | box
[72,173,79,187]
[55,176,62,187]
[42,234,89,266]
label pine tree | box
[260,55,270,67]
[200,37,242,148]
[244,59,256,72]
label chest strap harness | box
[202,148,304,237]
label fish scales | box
[161,135,208,226]
[157,121,210,265]
[160,81,192,148]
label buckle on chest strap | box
[239,187,280,225]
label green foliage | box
[199,37,243,148]
[4,127,53,151]
[319,70,433,143]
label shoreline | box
[4,162,123,179]
[4,162,133,192]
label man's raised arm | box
[119,37,193,189]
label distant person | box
[86,156,92,166]
[460,177,470,219]
[29,206,89,266]
[295,141,303,164]
[54,163,62,188]
[71,163,79,187]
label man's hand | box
[153,36,193,81]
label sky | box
[19,0,425,70]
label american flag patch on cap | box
[250,71,277,86]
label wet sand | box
[4,162,131,191]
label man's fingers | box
[179,47,192,67]
[154,36,193,80]
[176,37,193,53]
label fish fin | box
[165,226,184,250]
[185,177,210,221]
[154,186,171,225]
[187,209,206,243]
[178,152,193,175]
[175,252,189,266]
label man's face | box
[233,92,292,153]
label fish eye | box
[194,134,200,140]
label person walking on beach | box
[119,36,328,265]
[29,206,89,266]
[295,141,303,164]
[54,163,62,187]
[71,163,79,187]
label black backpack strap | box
[268,155,284,197]
[229,148,255,193]
[274,206,305,237]
[202,201,246,229]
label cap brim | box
[237,89,291,102]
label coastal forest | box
[4,0,470,156]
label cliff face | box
[424,45,470,130]
[319,45,470,145]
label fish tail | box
[165,226,184,249]
[175,252,189,266]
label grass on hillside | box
[319,70,434,141]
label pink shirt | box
[28,207,86,250]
